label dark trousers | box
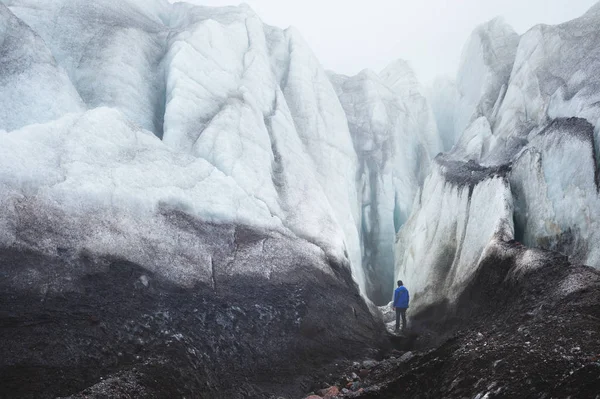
[395,308,407,331]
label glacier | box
[510,118,600,266]
[0,0,447,304]
[0,0,366,292]
[426,76,458,152]
[454,17,519,141]
[329,62,442,303]
[397,5,600,313]
[2,0,600,396]
[395,156,514,312]
[0,4,84,131]
[0,0,392,397]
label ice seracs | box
[329,62,442,303]
[454,17,519,140]
[493,3,600,157]
[510,118,600,266]
[0,3,84,131]
[162,3,365,288]
[426,77,459,152]
[4,0,169,136]
[395,156,513,312]
[0,107,291,288]
[450,116,494,162]
[0,0,365,293]
[3,0,600,316]
[0,5,388,394]
[396,7,600,312]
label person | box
[393,280,409,332]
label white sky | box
[172,0,599,84]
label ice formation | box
[492,3,600,157]
[396,6,600,311]
[0,5,392,392]
[0,4,84,131]
[454,17,519,140]
[426,77,458,152]
[7,0,600,396]
[2,0,600,315]
[0,108,293,288]
[1,0,451,303]
[329,62,442,303]
[0,0,366,293]
[510,118,600,266]
[395,157,513,312]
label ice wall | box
[0,4,84,131]
[395,157,513,312]
[4,0,600,312]
[0,4,389,393]
[3,0,169,135]
[329,62,442,303]
[510,118,600,266]
[492,3,600,159]
[454,17,519,139]
[160,4,362,280]
[0,0,365,293]
[0,108,290,288]
[397,6,600,312]
[426,77,459,152]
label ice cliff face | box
[399,6,600,312]
[426,77,458,152]
[492,3,600,159]
[0,0,367,292]
[510,118,600,266]
[329,63,442,303]
[0,5,84,131]
[0,0,453,310]
[395,157,513,311]
[454,17,519,141]
[1,0,448,306]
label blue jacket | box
[393,286,409,308]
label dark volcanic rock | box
[309,241,600,399]
[0,221,385,399]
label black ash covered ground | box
[303,241,600,399]
[0,222,386,399]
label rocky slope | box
[0,225,386,399]
[303,240,600,398]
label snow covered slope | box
[329,62,442,303]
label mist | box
[172,0,598,84]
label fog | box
[171,0,599,84]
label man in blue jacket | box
[393,280,410,332]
